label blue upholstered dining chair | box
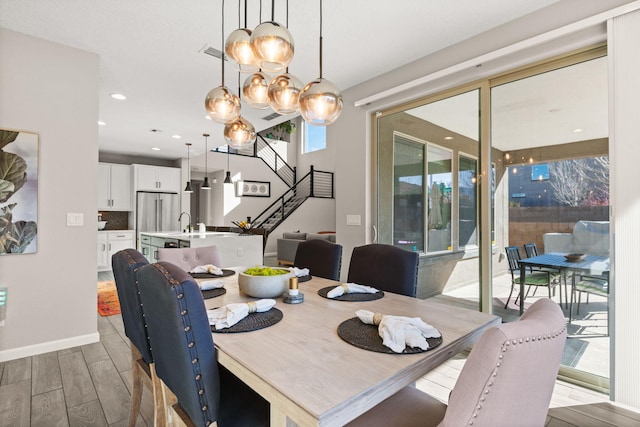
[347,298,567,427]
[294,238,343,281]
[347,243,419,297]
[111,249,166,427]
[136,261,269,426]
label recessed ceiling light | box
[152,147,160,151]
[573,128,583,133]
[444,136,454,140]
[97,121,106,126]
[110,93,127,100]
[172,135,182,139]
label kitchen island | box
[139,231,263,267]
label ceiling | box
[0,0,561,161]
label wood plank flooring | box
[0,270,638,425]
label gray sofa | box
[277,232,337,265]
[543,220,609,256]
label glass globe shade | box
[250,21,294,73]
[205,86,241,124]
[243,72,270,109]
[268,73,303,115]
[224,116,256,149]
[225,28,258,73]
[299,78,343,126]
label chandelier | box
[223,0,342,126]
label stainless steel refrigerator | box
[136,192,180,234]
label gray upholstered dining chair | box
[111,249,166,427]
[136,261,269,426]
[157,245,222,271]
[294,238,343,281]
[347,243,419,297]
[347,298,567,427]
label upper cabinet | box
[98,163,132,210]
[134,164,181,193]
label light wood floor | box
[1,274,639,425]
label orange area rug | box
[97,281,121,316]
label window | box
[302,122,326,153]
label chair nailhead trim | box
[181,310,187,315]
[199,389,204,395]
[202,405,208,411]
[195,374,201,380]
[184,326,191,332]
[177,293,184,299]
[192,358,198,364]
[188,342,195,348]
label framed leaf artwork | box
[1,128,38,254]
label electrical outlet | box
[237,247,243,257]
[66,212,84,226]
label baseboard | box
[0,332,100,362]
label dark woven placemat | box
[297,274,312,283]
[190,269,236,279]
[318,286,384,302]
[211,308,283,333]
[201,287,226,299]
[337,317,443,354]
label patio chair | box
[524,242,565,306]
[136,261,269,426]
[346,298,567,427]
[347,243,419,297]
[504,246,558,309]
[294,239,343,281]
[570,273,609,334]
[157,245,221,271]
[111,249,166,427]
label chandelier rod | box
[319,0,323,79]
[221,0,226,86]
[271,0,275,21]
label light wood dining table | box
[199,270,500,427]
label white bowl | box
[98,221,107,230]
[238,268,294,298]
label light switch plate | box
[346,214,361,226]
[66,212,84,226]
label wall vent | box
[261,112,281,121]
[200,45,224,60]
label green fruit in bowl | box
[243,266,290,276]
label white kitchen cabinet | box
[134,164,180,192]
[98,230,135,271]
[98,163,132,210]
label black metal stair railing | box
[215,135,296,187]
[252,166,334,234]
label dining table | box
[197,269,501,427]
[518,253,610,316]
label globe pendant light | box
[184,143,194,193]
[225,116,256,149]
[268,72,303,114]
[205,0,241,124]
[225,0,258,73]
[250,0,294,73]
[201,133,211,190]
[299,0,343,126]
[243,71,270,109]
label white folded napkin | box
[327,283,379,298]
[356,309,441,353]
[190,264,223,275]
[289,267,310,277]
[207,299,276,330]
[199,280,224,291]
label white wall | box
[0,28,100,360]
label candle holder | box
[283,276,304,304]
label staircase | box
[252,166,334,234]
[216,135,296,187]
[215,138,334,245]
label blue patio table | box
[518,253,610,315]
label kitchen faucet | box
[178,211,192,232]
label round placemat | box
[211,308,283,333]
[337,317,443,354]
[190,269,236,279]
[297,274,312,283]
[318,286,384,301]
[201,288,226,299]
